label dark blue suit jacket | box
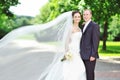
[80,21,100,60]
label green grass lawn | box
[99,41,120,57]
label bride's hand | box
[90,56,96,61]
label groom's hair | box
[84,9,92,15]
[72,11,81,17]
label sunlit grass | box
[99,41,120,57]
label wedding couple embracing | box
[0,9,100,80]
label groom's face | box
[83,10,92,22]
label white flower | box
[61,51,73,62]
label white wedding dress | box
[63,31,86,80]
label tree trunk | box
[102,21,108,50]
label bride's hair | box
[72,11,82,28]
[72,11,81,17]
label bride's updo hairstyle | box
[72,11,81,17]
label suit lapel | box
[83,21,92,34]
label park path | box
[95,58,120,80]
[0,40,120,80]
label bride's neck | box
[73,23,79,27]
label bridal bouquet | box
[61,51,73,62]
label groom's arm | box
[91,23,100,58]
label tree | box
[34,0,85,23]
[108,15,120,41]
[32,3,51,24]
[0,0,19,17]
[0,0,19,38]
[83,0,120,50]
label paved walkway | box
[0,40,120,80]
[95,58,120,80]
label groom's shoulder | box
[91,21,97,25]
[91,21,99,27]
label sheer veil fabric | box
[0,11,73,80]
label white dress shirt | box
[83,19,91,33]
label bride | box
[39,11,86,80]
[62,11,86,80]
[0,11,86,80]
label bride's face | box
[73,13,81,23]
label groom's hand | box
[90,56,96,61]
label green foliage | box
[32,3,51,24]
[0,15,33,38]
[83,0,120,38]
[84,0,120,24]
[0,0,19,17]
[33,0,85,23]
[13,16,33,27]
[0,0,19,38]
[0,0,33,38]
[0,14,12,38]
[108,15,120,41]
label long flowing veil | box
[0,11,73,80]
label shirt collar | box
[85,19,91,26]
[82,19,92,33]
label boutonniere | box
[61,51,73,62]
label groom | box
[80,9,100,80]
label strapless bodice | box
[68,31,82,54]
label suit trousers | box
[83,59,96,80]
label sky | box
[10,0,48,17]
